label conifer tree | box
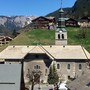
[48,64,59,84]
[12,29,17,37]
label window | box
[57,64,60,69]
[67,64,70,70]
[79,64,82,70]
[62,34,64,39]
[0,62,4,64]
[34,65,40,69]
[45,69,47,76]
[58,34,60,39]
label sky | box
[0,0,76,16]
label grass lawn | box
[0,27,90,52]
[10,29,55,45]
[67,27,90,52]
[0,44,8,52]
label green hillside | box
[67,27,90,52]
[0,27,90,52]
[10,29,55,45]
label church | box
[0,8,90,87]
[0,45,90,84]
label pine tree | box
[12,29,17,37]
[48,64,59,84]
[53,64,59,83]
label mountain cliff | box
[46,0,90,19]
[0,16,37,32]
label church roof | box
[29,45,45,54]
[0,46,31,59]
[0,45,90,60]
[43,45,90,59]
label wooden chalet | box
[0,36,12,45]
[79,16,90,23]
[78,16,90,27]
[32,16,56,29]
[65,18,78,27]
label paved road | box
[29,84,54,90]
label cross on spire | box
[61,0,63,9]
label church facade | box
[0,45,90,84]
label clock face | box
[59,31,62,33]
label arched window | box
[57,64,60,69]
[45,69,47,76]
[34,65,40,69]
[79,64,82,70]
[67,64,70,70]
[62,34,64,39]
[58,34,60,39]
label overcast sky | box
[0,0,76,16]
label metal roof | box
[0,64,21,90]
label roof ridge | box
[39,45,54,60]
[23,46,38,59]
[29,45,45,53]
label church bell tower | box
[55,0,67,45]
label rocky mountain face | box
[0,16,37,32]
[71,0,90,18]
[46,0,90,19]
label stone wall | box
[56,61,86,81]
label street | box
[29,84,54,90]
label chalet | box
[0,36,12,45]
[65,18,78,27]
[79,16,90,23]
[78,16,90,27]
[32,16,56,29]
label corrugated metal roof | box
[0,64,21,90]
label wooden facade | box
[32,16,56,29]
[78,16,90,27]
[0,36,12,45]
[65,18,78,27]
[79,16,90,23]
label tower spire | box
[55,0,67,45]
[61,0,62,9]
